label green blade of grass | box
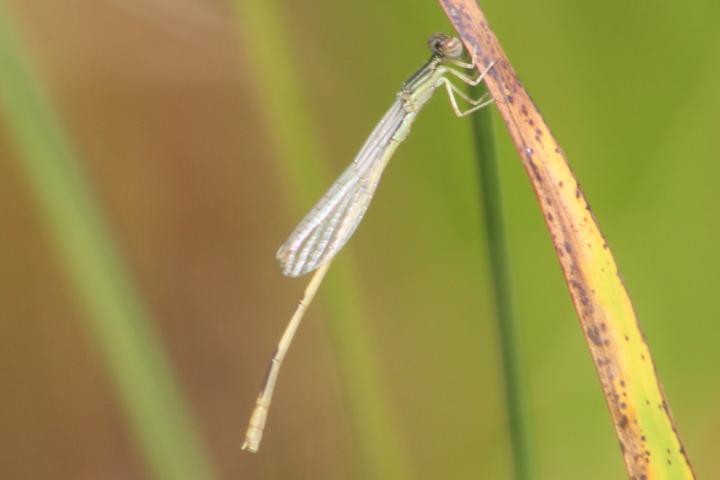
[469,89,534,480]
[231,2,415,478]
[0,6,216,480]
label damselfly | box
[243,33,494,452]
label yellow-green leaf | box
[439,1,694,478]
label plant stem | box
[469,84,533,480]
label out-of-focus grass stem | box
[231,2,414,478]
[469,84,534,480]
[0,6,216,480]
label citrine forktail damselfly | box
[243,33,495,452]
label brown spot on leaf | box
[571,279,591,307]
[587,325,602,346]
[619,415,629,429]
[528,161,543,182]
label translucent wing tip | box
[275,244,295,277]
[276,242,328,278]
[276,243,308,278]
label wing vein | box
[276,98,407,277]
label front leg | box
[447,60,496,86]
[440,78,494,117]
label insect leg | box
[446,60,496,86]
[441,78,494,117]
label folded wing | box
[276,99,407,277]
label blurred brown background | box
[1,1,718,479]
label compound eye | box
[442,37,464,58]
[427,32,448,54]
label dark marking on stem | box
[619,415,629,429]
[570,276,594,312]
[680,446,691,465]
[587,325,602,346]
[529,160,543,182]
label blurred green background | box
[1,0,718,479]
